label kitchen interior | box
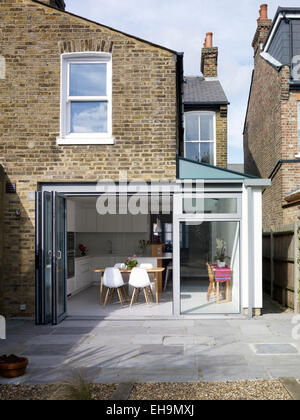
[66,196,174,317]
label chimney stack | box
[252,4,272,55]
[201,32,218,78]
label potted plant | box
[79,244,88,257]
[138,240,151,257]
[125,255,138,270]
[0,355,29,378]
[216,238,227,268]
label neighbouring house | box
[0,0,269,324]
[243,4,300,311]
[183,33,228,168]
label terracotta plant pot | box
[0,355,29,378]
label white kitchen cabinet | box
[67,200,76,232]
[85,208,97,233]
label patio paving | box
[0,309,299,385]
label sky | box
[67,0,300,164]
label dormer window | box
[57,53,113,145]
[184,111,216,165]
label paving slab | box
[21,344,77,357]
[240,325,273,336]
[143,320,194,328]
[25,335,90,346]
[163,336,196,346]
[130,335,163,345]
[52,327,96,336]
[95,368,200,383]
[201,365,270,382]
[268,366,300,380]
[280,378,300,400]
[111,383,134,400]
[251,343,299,355]
[21,366,102,385]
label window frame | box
[184,111,216,165]
[57,52,114,145]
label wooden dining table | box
[94,267,165,305]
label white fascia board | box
[260,51,282,67]
[244,179,271,187]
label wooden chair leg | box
[207,283,212,302]
[110,288,116,303]
[130,288,137,308]
[148,286,154,302]
[117,288,124,307]
[143,288,150,306]
[123,285,130,300]
[216,282,221,304]
[136,288,141,302]
[104,288,110,307]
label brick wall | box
[244,49,300,230]
[216,105,227,168]
[201,47,218,78]
[0,0,178,316]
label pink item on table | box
[212,265,232,283]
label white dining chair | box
[103,267,126,307]
[114,263,130,300]
[138,264,155,301]
[129,267,153,308]
[114,263,126,269]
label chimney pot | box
[259,4,268,20]
[205,32,213,48]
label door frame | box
[172,192,243,317]
[36,191,68,325]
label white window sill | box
[56,137,115,146]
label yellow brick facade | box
[0,0,178,316]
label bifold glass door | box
[179,221,240,315]
[36,192,67,325]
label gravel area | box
[129,381,292,401]
[0,384,117,400]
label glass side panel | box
[183,198,238,214]
[180,221,240,315]
[70,63,107,97]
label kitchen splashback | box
[76,232,149,256]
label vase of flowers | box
[139,240,151,257]
[216,238,226,268]
[79,244,88,257]
[125,255,138,270]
